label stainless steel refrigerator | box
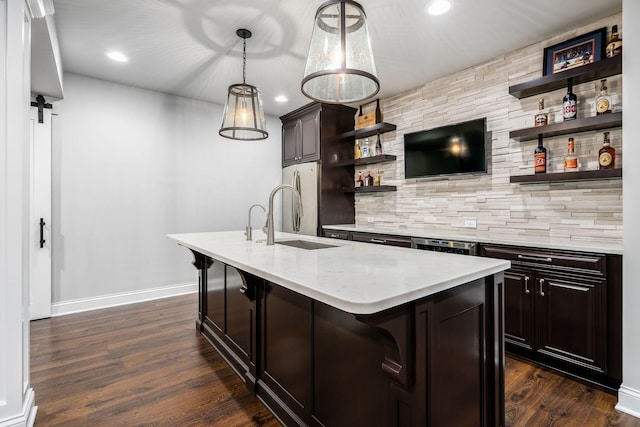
[282,162,318,236]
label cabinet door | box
[225,266,252,364]
[534,272,606,373]
[282,119,299,167]
[299,109,320,163]
[260,282,312,419]
[503,268,534,350]
[205,260,225,333]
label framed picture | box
[543,27,606,76]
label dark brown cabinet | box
[282,105,321,167]
[482,244,621,391]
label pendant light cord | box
[242,37,247,84]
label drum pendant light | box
[301,0,379,104]
[219,29,268,141]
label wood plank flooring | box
[30,294,640,426]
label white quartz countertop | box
[168,231,510,315]
[323,224,623,255]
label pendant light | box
[301,0,379,104]
[219,29,268,141]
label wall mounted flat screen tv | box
[404,118,487,179]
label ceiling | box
[51,0,622,117]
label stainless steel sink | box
[275,239,338,250]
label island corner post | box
[182,243,506,427]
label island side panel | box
[416,275,504,427]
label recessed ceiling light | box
[426,0,452,15]
[275,95,288,103]
[106,51,129,62]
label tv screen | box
[404,118,487,179]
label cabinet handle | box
[538,278,545,297]
[524,276,530,294]
[370,238,387,244]
[517,254,553,263]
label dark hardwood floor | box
[31,294,640,426]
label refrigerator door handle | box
[293,170,302,232]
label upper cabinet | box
[282,104,321,167]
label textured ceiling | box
[52,0,622,117]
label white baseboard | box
[616,385,640,419]
[0,387,36,427]
[51,282,197,317]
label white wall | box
[618,0,640,417]
[52,73,282,308]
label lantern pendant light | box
[301,0,380,104]
[219,29,268,141]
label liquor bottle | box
[534,98,548,127]
[534,136,547,174]
[361,138,370,157]
[563,138,578,172]
[595,79,612,115]
[606,25,622,58]
[355,171,363,188]
[562,79,577,121]
[364,170,374,186]
[598,132,615,170]
[354,140,361,159]
[375,134,382,156]
[373,169,381,186]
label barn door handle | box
[39,218,46,248]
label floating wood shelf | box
[510,168,622,184]
[330,154,397,167]
[343,185,397,193]
[336,122,397,140]
[509,56,622,99]
[509,113,622,142]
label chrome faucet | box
[265,184,303,245]
[245,204,266,241]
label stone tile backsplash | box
[355,13,623,245]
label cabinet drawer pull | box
[518,254,553,263]
[370,238,387,244]
[538,278,545,297]
[524,276,530,294]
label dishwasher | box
[411,237,479,255]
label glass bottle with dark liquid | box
[534,136,547,174]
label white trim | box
[50,283,197,317]
[0,387,36,427]
[616,385,640,420]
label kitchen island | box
[168,231,510,427]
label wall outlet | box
[464,219,477,228]
[367,217,375,223]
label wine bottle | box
[375,99,382,124]
[606,25,622,58]
[562,79,577,121]
[534,136,547,174]
[375,134,382,156]
[355,171,363,188]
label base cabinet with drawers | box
[481,244,622,391]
